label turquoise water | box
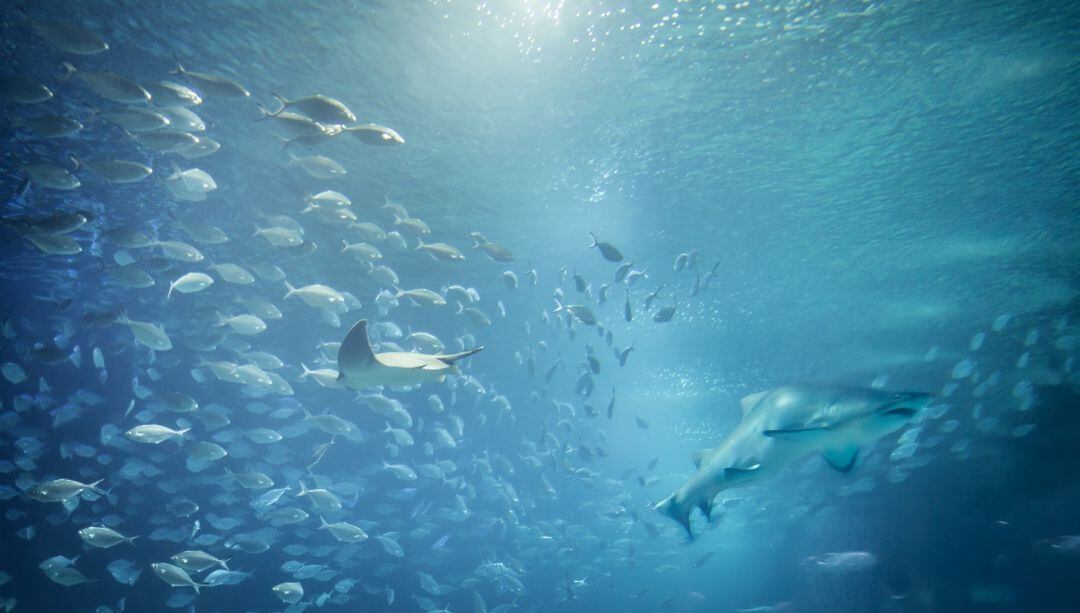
[1,1,1078,611]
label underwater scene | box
[1,1,1078,611]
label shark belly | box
[340,361,447,390]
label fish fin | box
[653,493,694,539]
[86,479,107,496]
[59,61,77,82]
[762,426,831,442]
[723,464,761,485]
[739,391,768,416]
[170,53,185,75]
[690,448,713,469]
[338,319,377,377]
[437,347,483,364]
[270,92,288,113]
[821,445,860,473]
[255,102,276,120]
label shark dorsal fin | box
[821,445,859,472]
[338,319,377,377]
[690,448,714,469]
[739,391,768,416]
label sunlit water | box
[1,1,1078,612]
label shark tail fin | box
[653,493,694,539]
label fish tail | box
[270,92,289,112]
[170,53,185,75]
[255,101,281,120]
[166,280,175,301]
[588,232,598,248]
[87,479,107,496]
[282,280,296,299]
[59,61,77,82]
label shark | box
[336,319,483,390]
[654,384,931,537]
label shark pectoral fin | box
[723,463,761,485]
[338,320,377,375]
[690,448,714,469]
[653,493,694,539]
[821,445,859,472]
[762,426,830,442]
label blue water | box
[1,1,1078,611]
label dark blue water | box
[1,1,1078,611]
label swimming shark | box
[337,319,483,390]
[654,384,932,537]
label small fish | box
[153,563,206,593]
[588,232,623,262]
[554,300,597,326]
[644,284,665,310]
[172,57,250,98]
